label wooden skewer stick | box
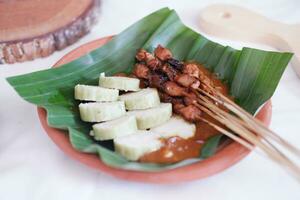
[196,87,300,157]
[197,108,254,151]
[193,86,300,182]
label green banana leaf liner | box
[7,8,292,171]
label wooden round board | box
[0,0,101,64]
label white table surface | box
[1,0,300,199]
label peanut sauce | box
[139,64,230,164]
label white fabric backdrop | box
[1,0,300,199]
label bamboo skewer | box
[197,109,255,151]
[197,87,300,157]
[192,86,300,182]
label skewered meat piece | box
[146,58,161,71]
[133,63,150,79]
[174,74,200,89]
[154,45,172,61]
[136,49,153,62]
[161,63,178,81]
[182,63,200,78]
[200,76,213,87]
[159,91,173,103]
[198,72,217,94]
[173,103,186,113]
[159,92,184,105]
[163,81,186,97]
[139,79,149,88]
[167,58,184,71]
[183,93,197,106]
[175,105,202,122]
[148,73,168,89]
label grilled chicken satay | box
[134,46,203,122]
[175,104,202,122]
[136,48,161,70]
[154,45,173,61]
[134,58,200,90]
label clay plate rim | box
[37,36,272,183]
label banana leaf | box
[7,8,292,171]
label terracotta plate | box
[37,36,272,183]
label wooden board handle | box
[199,4,300,77]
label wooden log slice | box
[0,0,101,64]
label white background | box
[1,0,300,199]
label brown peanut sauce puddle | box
[138,63,230,164]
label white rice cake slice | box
[127,103,172,129]
[91,115,138,141]
[114,115,196,161]
[99,73,140,91]
[74,84,119,102]
[119,88,160,110]
[114,130,163,161]
[79,101,125,122]
[151,115,196,139]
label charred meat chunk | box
[146,58,161,71]
[133,63,150,79]
[148,72,168,89]
[175,105,202,122]
[159,92,184,105]
[158,91,173,103]
[154,45,172,61]
[173,103,186,113]
[161,63,178,81]
[163,81,186,97]
[139,79,149,88]
[183,93,198,106]
[167,58,184,71]
[174,74,200,89]
[182,63,200,78]
[136,49,153,62]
